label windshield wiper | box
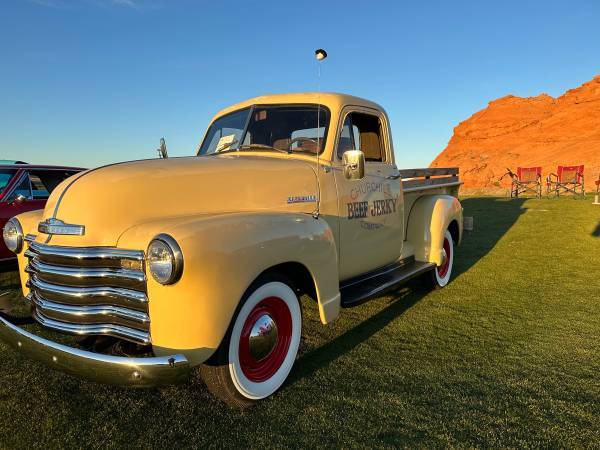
[203,140,240,156]
[238,144,290,154]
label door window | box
[337,112,385,162]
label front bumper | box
[0,315,190,387]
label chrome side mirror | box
[343,150,365,180]
[10,194,27,206]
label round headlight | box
[147,234,183,285]
[3,218,24,254]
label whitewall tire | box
[431,229,454,288]
[200,276,301,407]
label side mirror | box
[10,194,27,206]
[343,150,365,180]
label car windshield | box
[0,170,16,194]
[198,104,330,156]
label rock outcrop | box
[431,76,600,191]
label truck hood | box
[39,155,319,247]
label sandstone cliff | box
[431,76,600,191]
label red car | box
[0,162,85,262]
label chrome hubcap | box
[248,314,278,361]
[440,247,448,267]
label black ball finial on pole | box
[315,48,327,61]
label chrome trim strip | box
[28,275,148,309]
[33,309,150,344]
[27,240,144,262]
[0,315,190,387]
[26,259,146,289]
[31,292,149,325]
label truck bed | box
[401,167,461,235]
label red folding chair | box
[546,165,585,197]
[504,167,542,198]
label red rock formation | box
[431,76,600,192]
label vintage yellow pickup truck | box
[1,93,462,406]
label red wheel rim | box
[437,237,451,278]
[238,296,292,382]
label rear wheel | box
[200,276,302,407]
[430,229,454,289]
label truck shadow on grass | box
[592,221,600,237]
[290,197,527,383]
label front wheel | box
[200,276,302,407]
[430,229,454,289]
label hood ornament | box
[38,218,85,236]
[157,137,168,159]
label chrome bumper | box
[0,315,190,387]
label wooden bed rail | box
[400,168,460,192]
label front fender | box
[117,212,339,365]
[406,195,463,266]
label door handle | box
[386,173,401,180]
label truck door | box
[333,108,403,280]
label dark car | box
[0,162,85,262]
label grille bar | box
[32,308,150,344]
[27,240,143,264]
[28,275,148,310]
[26,258,146,290]
[30,292,150,326]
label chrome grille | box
[24,235,150,344]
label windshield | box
[0,170,16,194]
[198,104,330,156]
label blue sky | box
[1,0,599,169]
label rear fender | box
[405,195,462,266]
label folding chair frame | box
[509,167,542,198]
[546,165,585,198]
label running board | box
[340,259,435,307]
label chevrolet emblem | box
[38,218,85,236]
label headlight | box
[3,218,24,254]
[147,234,183,285]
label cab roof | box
[213,92,385,120]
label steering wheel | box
[286,137,319,152]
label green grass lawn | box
[0,197,599,448]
